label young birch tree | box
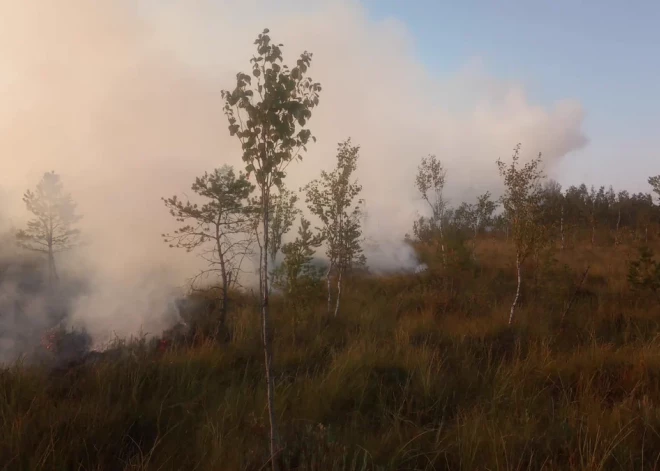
[268,186,299,264]
[16,171,81,289]
[496,144,546,325]
[649,175,660,200]
[271,217,323,342]
[267,185,300,292]
[473,191,497,237]
[162,165,255,328]
[304,139,365,317]
[415,155,448,265]
[221,28,321,466]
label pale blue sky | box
[364,0,660,192]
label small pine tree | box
[16,171,81,289]
[162,165,255,328]
[628,246,660,301]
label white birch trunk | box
[326,264,333,316]
[334,268,343,317]
[260,189,279,467]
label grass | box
[1,235,660,470]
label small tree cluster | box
[304,139,366,317]
[271,217,323,341]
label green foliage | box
[272,217,324,293]
[272,217,324,339]
[414,154,447,232]
[268,186,300,264]
[452,192,497,237]
[496,143,548,262]
[221,29,322,464]
[304,139,366,276]
[161,165,255,286]
[221,28,322,189]
[628,246,660,298]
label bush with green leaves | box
[271,217,324,341]
[628,246,660,299]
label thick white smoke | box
[0,0,588,346]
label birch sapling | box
[415,155,448,265]
[304,139,365,317]
[496,144,547,325]
[271,217,323,342]
[221,28,321,469]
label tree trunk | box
[47,244,58,290]
[560,205,565,250]
[509,252,522,326]
[260,190,279,469]
[438,218,447,267]
[220,271,230,329]
[325,264,333,316]
[334,268,343,317]
[615,208,621,246]
[216,223,229,329]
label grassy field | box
[2,236,660,470]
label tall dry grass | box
[1,234,660,470]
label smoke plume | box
[0,0,588,352]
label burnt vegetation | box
[1,29,660,471]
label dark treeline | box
[411,175,660,249]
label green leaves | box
[221,29,321,200]
[628,246,660,298]
[304,139,365,274]
[268,186,301,264]
[161,165,255,253]
[497,143,547,260]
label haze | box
[3,0,647,342]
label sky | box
[0,0,657,345]
[365,0,660,191]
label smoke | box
[0,0,588,349]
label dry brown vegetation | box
[2,230,660,470]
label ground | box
[1,236,660,470]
